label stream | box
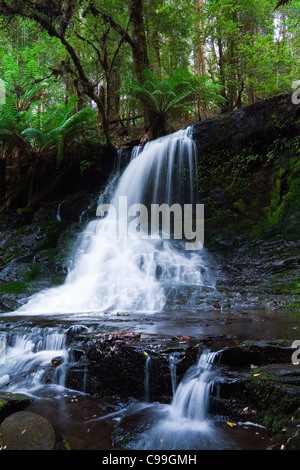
[0,307,298,450]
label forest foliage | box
[0,0,299,144]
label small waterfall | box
[144,355,152,402]
[56,200,66,221]
[137,349,219,450]
[169,353,181,396]
[0,326,70,394]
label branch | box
[101,13,135,49]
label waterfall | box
[170,350,217,422]
[144,355,152,402]
[15,127,215,315]
[136,349,219,450]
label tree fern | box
[122,68,224,138]
[0,96,97,164]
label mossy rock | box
[0,391,32,422]
[238,364,300,435]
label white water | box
[15,127,215,315]
[0,326,69,394]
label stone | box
[1,411,60,450]
[0,391,32,422]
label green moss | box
[240,366,300,435]
[23,264,41,282]
[3,252,19,263]
[285,300,300,309]
[233,200,246,214]
[268,280,300,295]
[34,220,72,252]
[62,439,71,450]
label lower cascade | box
[136,350,220,450]
[0,326,69,394]
[15,126,215,315]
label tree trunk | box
[127,0,149,83]
[0,158,6,198]
[194,0,206,119]
[217,34,229,113]
[127,0,155,132]
[108,71,121,121]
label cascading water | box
[15,126,215,316]
[135,349,220,450]
[0,326,69,394]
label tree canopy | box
[0,0,299,147]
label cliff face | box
[193,93,300,156]
[191,93,300,245]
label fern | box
[123,68,224,117]
[0,96,97,164]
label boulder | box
[0,411,68,450]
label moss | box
[285,300,300,309]
[23,264,41,283]
[34,220,72,252]
[3,252,19,263]
[233,200,246,214]
[62,439,71,450]
[268,280,300,295]
[239,366,300,435]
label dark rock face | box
[192,93,300,155]
[65,331,194,400]
[218,340,294,367]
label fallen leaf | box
[182,335,190,339]
[226,422,237,427]
[143,351,148,355]
[253,373,261,377]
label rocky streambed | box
[0,325,299,450]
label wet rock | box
[41,356,64,384]
[0,411,68,450]
[218,340,294,367]
[66,331,202,400]
[193,93,300,161]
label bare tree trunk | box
[0,158,6,198]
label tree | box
[0,0,131,147]
[0,95,97,204]
[123,68,224,142]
